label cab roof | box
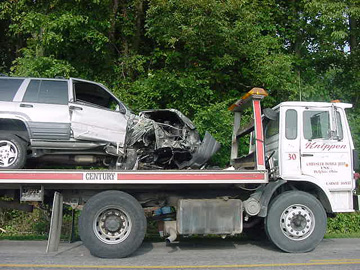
[274,101,353,110]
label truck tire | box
[0,135,27,169]
[79,190,146,258]
[265,191,326,253]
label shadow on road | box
[132,241,155,257]
[148,237,279,253]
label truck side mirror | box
[263,108,277,121]
[354,150,359,170]
[330,105,342,141]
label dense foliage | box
[0,203,77,239]
[0,0,359,164]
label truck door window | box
[303,111,330,140]
[285,109,297,140]
[23,80,68,105]
[73,81,121,111]
[0,78,24,101]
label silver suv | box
[0,76,220,170]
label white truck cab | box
[230,89,357,215]
[275,101,356,213]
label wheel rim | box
[0,140,18,168]
[280,204,315,241]
[93,206,132,244]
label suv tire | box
[0,135,27,169]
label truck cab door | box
[300,106,353,192]
[279,108,301,178]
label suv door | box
[69,79,128,146]
[18,79,71,140]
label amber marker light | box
[228,87,268,111]
[248,87,269,97]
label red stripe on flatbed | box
[0,172,265,181]
[0,173,83,180]
[117,173,264,181]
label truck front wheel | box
[265,191,327,253]
[79,190,146,258]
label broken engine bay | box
[115,109,221,170]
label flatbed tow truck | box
[0,88,358,258]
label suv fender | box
[0,118,30,142]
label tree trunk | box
[133,0,144,53]
[34,27,45,57]
[121,2,129,57]
[109,0,120,56]
[349,15,358,53]
[290,0,302,58]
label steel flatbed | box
[0,169,268,185]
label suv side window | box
[23,80,68,105]
[73,81,121,111]
[0,78,24,101]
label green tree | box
[0,0,359,163]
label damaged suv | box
[0,76,220,170]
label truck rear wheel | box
[79,190,146,258]
[265,191,326,253]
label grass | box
[324,232,360,239]
[0,235,48,241]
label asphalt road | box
[0,238,359,270]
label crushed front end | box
[116,109,220,170]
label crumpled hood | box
[122,109,220,169]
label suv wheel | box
[0,135,27,169]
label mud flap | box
[46,192,63,253]
[354,195,360,211]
